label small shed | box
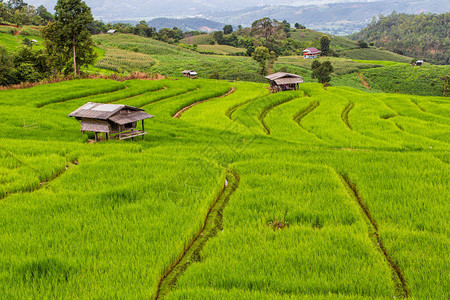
[303,47,321,59]
[107,29,117,34]
[68,102,153,142]
[182,70,197,79]
[416,60,423,66]
[31,39,38,45]
[265,72,303,92]
[182,70,192,77]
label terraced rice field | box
[0,78,448,299]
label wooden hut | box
[107,29,117,34]
[265,72,303,92]
[302,47,321,59]
[68,102,153,142]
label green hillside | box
[93,34,263,81]
[290,28,358,50]
[342,48,413,63]
[0,78,448,298]
[0,25,44,51]
[350,12,450,65]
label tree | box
[7,0,27,10]
[223,25,233,34]
[0,46,15,85]
[43,0,96,76]
[251,17,274,42]
[252,46,270,75]
[294,23,306,29]
[213,30,224,44]
[36,5,54,23]
[319,35,330,56]
[311,60,334,84]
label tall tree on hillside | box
[311,60,333,84]
[223,25,233,34]
[252,46,270,75]
[319,35,330,56]
[42,0,96,76]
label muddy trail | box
[339,173,410,298]
[173,87,235,119]
[358,72,370,90]
[154,170,240,299]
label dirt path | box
[341,102,355,130]
[358,72,370,90]
[338,173,410,298]
[154,170,240,299]
[172,87,235,119]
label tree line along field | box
[0,78,448,299]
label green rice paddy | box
[0,78,448,299]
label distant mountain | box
[146,18,226,33]
[350,12,450,65]
[26,0,450,35]
[200,1,450,35]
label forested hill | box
[350,12,450,65]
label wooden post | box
[142,120,145,141]
[119,125,122,140]
[95,132,98,142]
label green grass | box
[0,77,448,299]
[361,64,450,96]
[93,34,264,81]
[342,48,412,63]
[277,56,382,76]
[196,44,246,55]
[352,59,407,66]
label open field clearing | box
[0,78,448,298]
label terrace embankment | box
[173,87,235,119]
[341,102,355,130]
[339,173,410,298]
[259,97,299,135]
[154,169,240,299]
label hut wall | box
[81,119,110,133]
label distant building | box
[416,60,423,66]
[69,102,153,142]
[31,39,38,45]
[303,47,321,59]
[107,29,117,34]
[265,72,303,92]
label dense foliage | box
[350,12,450,65]
[0,0,53,26]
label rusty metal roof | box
[274,78,304,85]
[265,72,302,81]
[68,102,145,120]
[109,111,154,125]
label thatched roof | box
[69,102,153,123]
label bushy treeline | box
[350,12,450,65]
[87,20,207,44]
[0,45,50,85]
[0,0,54,26]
